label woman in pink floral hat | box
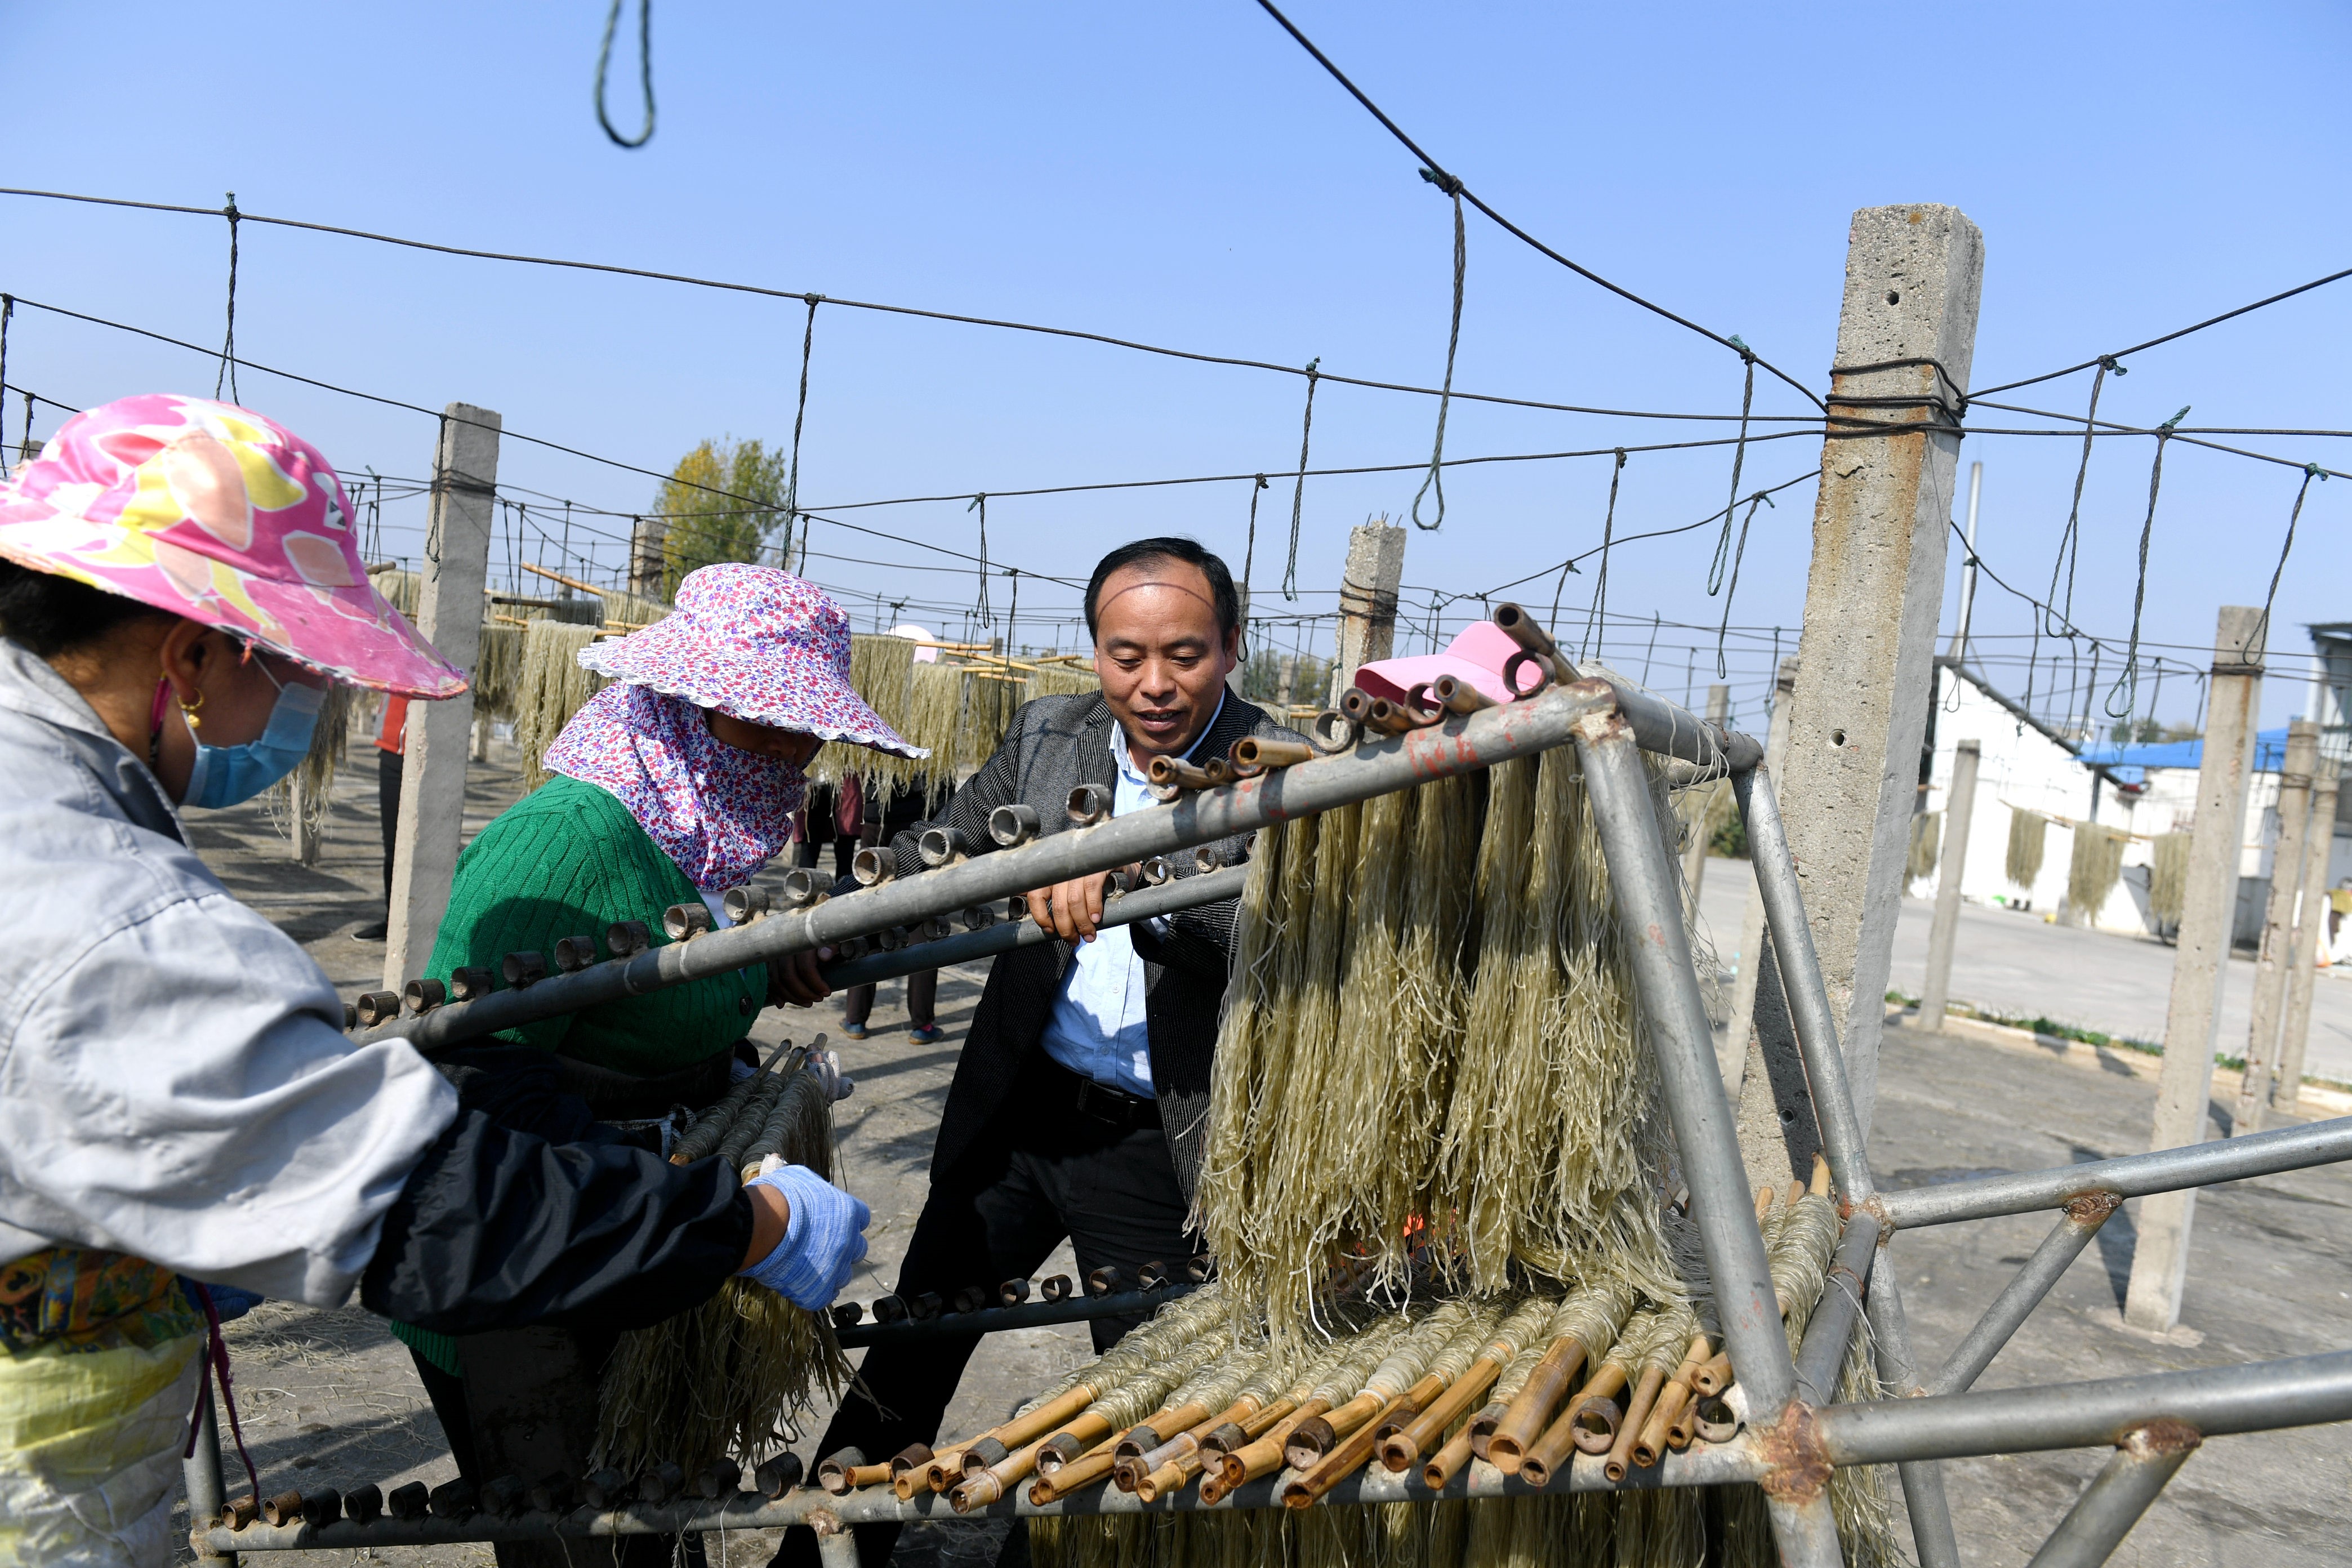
[0,398,869,1566]
[395,562,925,1511]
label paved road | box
[1693,856,2352,1085]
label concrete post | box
[1328,520,1406,705]
[1917,737,1981,1031]
[1723,656,1799,1092]
[2235,719,2319,1132]
[2272,762,2342,1112]
[1681,684,1732,904]
[384,404,501,992]
[1733,203,1985,1182]
[629,515,667,596]
[2124,605,2266,1331]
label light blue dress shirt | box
[1036,696,1226,1098]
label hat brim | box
[579,617,927,759]
[0,502,467,699]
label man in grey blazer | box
[784,538,1299,1567]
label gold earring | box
[178,688,205,731]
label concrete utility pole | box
[629,516,667,596]
[2124,605,2266,1331]
[1328,519,1406,705]
[290,774,323,865]
[1917,738,1982,1031]
[1734,203,1985,1182]
[1681,684,1733,905]
[385,404,501,992]
[1722,656,1799,1092]
[2272,760,2342,1112]
[2235,719,2319,1131]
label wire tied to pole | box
[1282,359,1320,601]
[595,0,656,148]
[969,493,991,626]
[783,294,822,569]
[215,194,239,402]
[1576,448,1627,662]
[1409,182,1466,532]
[2102,406,2189,720]
[1706,341,1757,595]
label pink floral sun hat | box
[0,393,465,697]
[578,563,925,756]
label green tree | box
[656,437,790,595]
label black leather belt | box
[1041,1057,1162,1130]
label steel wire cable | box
[0,186,1815,427]
[1249,0,1827,415]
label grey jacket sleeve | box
[0,887,460,1306]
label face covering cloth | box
[180,679,326,810]
[544,682,807,893]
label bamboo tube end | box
[1570,1398,1623,1456]
[1279,1477,1317,1510]
[1515,1451,1554,1487]
[1810,1152,1833,1196]
[948,1473,1001,1514]
[1135,1462,1186,1503]
[1282,1416,1337,1472]
[1377,1432,1421,1473]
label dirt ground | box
[170,742,2350,1568]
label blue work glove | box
[740,1164,871,1310]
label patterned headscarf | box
[544,683,806,892]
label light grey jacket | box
[0,639,456,1304]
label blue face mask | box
[182,678,327,810]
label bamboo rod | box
[1640,1336,1713,1463]
[1379,1356,1502,1471]
[1485,1337,1591,1472]
[1603,1365,1668,1482]
[1517,1362,1629,1487]
[1281,1374,1445,1509]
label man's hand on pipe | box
[768,947,835,1008]
[1026,868,1132,943]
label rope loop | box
[595,0,657,148]
[1409,192,1467,531]
[1415,166,1465,198]
[1282,360,1320,600]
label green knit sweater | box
[394,776,762,1377]
[424,773,763,1076]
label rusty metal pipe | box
[2023,1422,2200,1568]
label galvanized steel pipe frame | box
[1738,759,1964,1566]
[198,1441,1769,1551]
[1930,1196,2120,1398]
[2021,1423,2200,1568]
[1881,1115,2352,1230]
[357,676,1747,1054]
[817,867,1248,994]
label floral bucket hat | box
[0,393,465,697]
[579,563,926,756]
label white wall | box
[1909,668,2097,918]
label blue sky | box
[5,1,2346,731]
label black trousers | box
[773,1058,1197,1568]
[378,748,403,903]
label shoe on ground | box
[908,1024,945,1045]
[839,1020,870,1040]
[353,919,388,941]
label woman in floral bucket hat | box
[393,562,923,1517]
[0,398,869,1567]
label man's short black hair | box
[1084,538,1240,643]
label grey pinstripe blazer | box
[890,690,1301,1198]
